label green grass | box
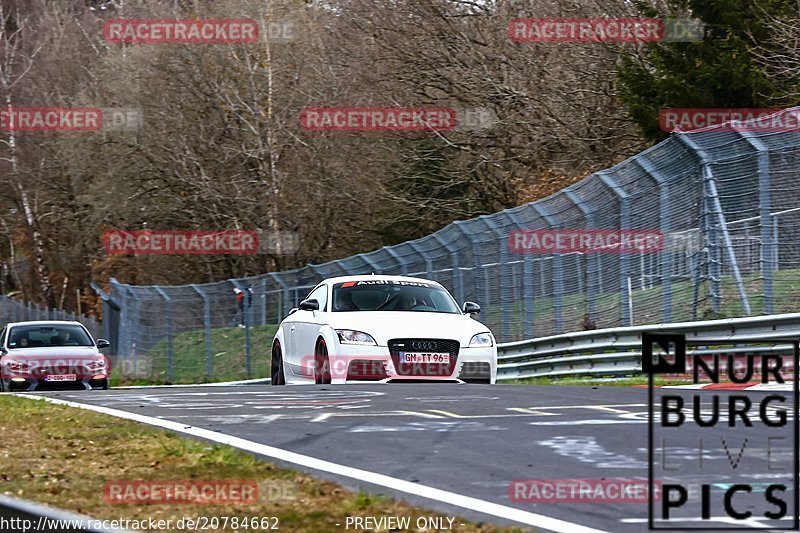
[111,324,279,386]
[0,395,518,533]
[501,375,693,386]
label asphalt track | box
[18,384,798,533]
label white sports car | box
[270,275,497,384]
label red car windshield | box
[8,325,94,349]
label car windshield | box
[8,324,94,349]
[332,280,461,313]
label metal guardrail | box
[495,313,800,381]
[0,494,129,532]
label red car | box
[0,321,111,392]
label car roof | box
[321,275,444,286]
[6,320,85,327]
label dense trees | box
[0,0,794,314]
[617,0,799,141]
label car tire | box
[271,340,286,386]
[102,379,110,390]
[315,339,331,385]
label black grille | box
[388,338,459,377]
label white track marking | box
[117,377,271,389]
[15,393,608,533]
[530,420,646,426]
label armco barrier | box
[495,313,800,381]
[0,494,129,532]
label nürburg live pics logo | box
[645,332,799,530]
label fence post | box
[504,211,535,339]
[597,171,633,326]
[452,222,468,305]
[565,189,597,324]
[636,157,673,322]
[678,134,751,316]
[407,241,432,278]
[736,131,773,314]
[119,285,141,377]
[259,277,267,326]
[690,249,701,320]
[433,229,464,305]
[191,285,212,380]
[357,253,381,275]
[269,273,291,321]
[484,215,513,341]
[533,203,563,334]
[154,287,173,382]
[231,280,251,378]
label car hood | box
[4,346,101,359]
[326,311,492,346]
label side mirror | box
[299,299,319,312]
[96,339,111,349]
[463,301,481,315]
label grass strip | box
[0,396,523,532]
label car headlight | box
[469,332,493,347]
[86,359,107,371]
[4,360,29,372]
[335,330,377,346]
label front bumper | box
[329,344,496,384]
[2,374,108,392]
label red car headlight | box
[5,360,30,372]
[86,359,107,371]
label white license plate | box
[45,374,77,382]
[400,352,450,364]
